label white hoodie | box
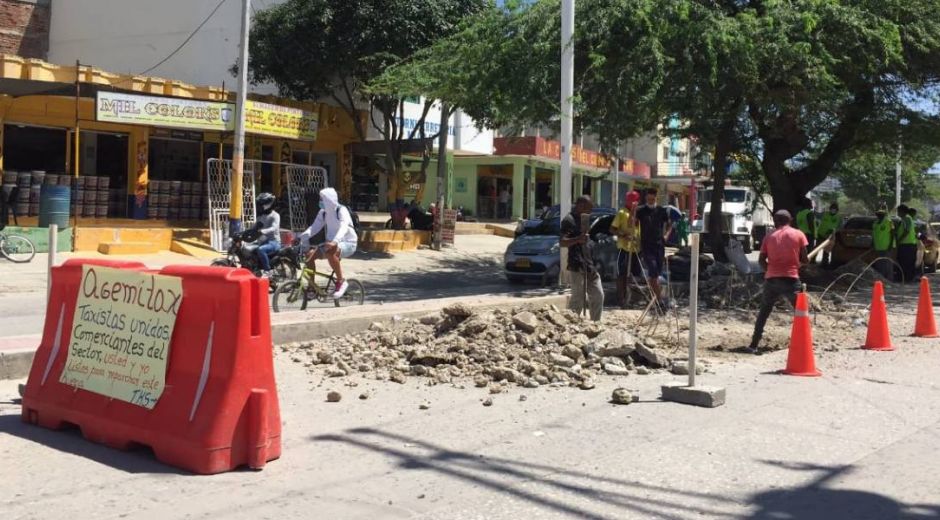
[299,188,358,245]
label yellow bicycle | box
[272,262,364,312]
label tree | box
[247,0,490,225]
[374,0,940,253]
[833,141,940,213]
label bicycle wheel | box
[334,278,365,307]
[0,235,36,263]
[270,258,297,286]
[272,280,308,313]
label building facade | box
[0,0,49,59]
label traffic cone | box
[863,281,894,351]
[783,292,822,377]
[913,277,939,338]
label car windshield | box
[700,189,746,203]
[522,209,613,237]
[843,217,875,230]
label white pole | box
[688,232,699,387]
[228,0,251,236]
[896,141,902,209]
[559,0,575,285]
[47,224,57,302]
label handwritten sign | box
[60,266,183,409]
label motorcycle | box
[210,229,300,292]
[384,204,435,231]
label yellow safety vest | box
[898,215,918,246]
[796,209,815,237]
[872,218,893,251]
[818,213,839,238]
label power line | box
[138,0,230,76]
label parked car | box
[514,205,560,237]
[830,216,938,273]
[504,207,617,284]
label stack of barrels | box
[3,171,71,217]
[148,180,207,221]
[72,176,113,218]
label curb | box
[0,348,36,381]
[1,294,571,380]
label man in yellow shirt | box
[610,190,643,308]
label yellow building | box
[0,55,361,252]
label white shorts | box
[317,242,357,259]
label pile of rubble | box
[284,303,683,390]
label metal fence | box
[206,159,329,251]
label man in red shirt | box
[748,210,809,353]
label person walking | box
[796,198,817,251]
[748,210,809,353]
[896,204,918,283]
[561,195,604,321]
[817,202,840,266]
[872,208,895,280]
[610,190,642,308]
[635,188,673,309]
[498,185,511,219]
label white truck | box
[694,186,774,253]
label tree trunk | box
[707,120,735,263]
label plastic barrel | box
[39,185,71,228]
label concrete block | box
[0,349,36,380]
[660,382,726,408]
[98,241,161,255]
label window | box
[663,145,671,160]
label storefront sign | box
[494,136,612,169]
[97,92,318,141]
[59,266,183,410]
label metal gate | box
[284,164,328,232]
[207,158,258,252]
[206,159,329,251]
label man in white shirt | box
[298,188,358,298]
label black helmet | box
[256,192,276,214]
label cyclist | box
[253,192,280,278]
[298,187,358,298]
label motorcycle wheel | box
[271,258,297,284]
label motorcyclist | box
[298,188,358,298]
[253,192,281,278]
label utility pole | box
[434,103,449,250]
[229,0,251,236]
[559,0,574,284]
[896,141,903,210]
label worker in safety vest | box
[872,208,894,280]
[817,202,840,266]
[795,198,817,251]
[896,204,918,283]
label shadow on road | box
[311,428,940,519]
[0,414,186,475]
[358,255,559,303]
[312,427,736,519]
[747,461,940,520]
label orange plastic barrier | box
[783,292,821,377]
[20,259,281,474]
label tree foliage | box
[248,0,491,214]
[375,0,940,219]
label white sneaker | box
[261,270,273,279]
[333,280,349,299]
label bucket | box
[14,202,28,216]
[28,202,39,216]
[157,206,168,219]
[83,190,96,203]
[72,203,83,216]
[16,172,31,187]
[84,176,99,190]
[170,180,182,194]
[30,171,45,185]
[16,187,29,202]
[83,204,96,217]
[44,174,59,185]
[39,185,71,228]
[95,205,108,218]
[29,185,41,203]
[98,177,111,189]
[59,175,74,186]
[147,205,159,219]
[2,171,17,185]
[96,191,109,203]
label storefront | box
[0,55,374,234]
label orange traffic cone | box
[783,292,821,377]
[863,281,894,351]
[913,277,939,338]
